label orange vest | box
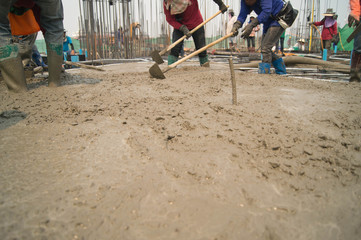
[350,0,361,19]
[8,7,40,36]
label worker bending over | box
[232,0,298,74]
[163,0,227,67]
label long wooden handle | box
[159,6,228,55]
[167,32,234,70]
[347,23,361,43]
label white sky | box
[37,0,350,39]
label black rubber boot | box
[350,52,361,82]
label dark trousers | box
[323,40,332,50]
[170,26,207,58]
[247,37,255,48]
[261,26,284,63]
[276,37,285,52]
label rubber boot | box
[258,62,271,74]
[46,43,63,87]
[0,45,27,92]
[199,55,210,67]
[350,52,361,82]
[272,58,287,75]
[167,54,178,65]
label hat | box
[298,39,305,43]
[322,8,335,17]
[229,9,234,13]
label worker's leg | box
[260,26,285,74]
[280,37,285,54]
[192,26,209,67]
[34,0,64,87]
[0,0,28,92]
[250,37,255,52]
[169,29,183,65]
[323,40,332,59]
[247,38,251,52]
[350,31,361,82]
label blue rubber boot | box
[167,55,178,65]
[258,62,271,74]
[272,58,287,75]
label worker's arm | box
[236,0,250,26]
[70,43,75,54]
[212,0,227,13]
[312,19,324,27]
[256,0,273,24]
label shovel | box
[150,6,228,64]
[149,32,234,79]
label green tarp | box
[337,24,354,51]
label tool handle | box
[160,6,228,55]
[167,32,234,70]
[347,23,361,43]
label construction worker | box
[349,0,361,82]
[226,9,238,51]
[232,0,298,74]
[245,15,260,52]
[63,30,75,57]
[0,0,64,92]
[310,9,338,56]
[163,0,227,67]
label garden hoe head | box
[150,50,164,64]
[149,63,166,79]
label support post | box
[228,57,237,105]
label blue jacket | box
[237,0,284,33]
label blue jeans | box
[0,0,63,49]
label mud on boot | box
[0,45,27,92]
[46,43,63,87]
[258,62,271,74]
[272,58,287,75]
[199,55,210,67]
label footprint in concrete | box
[0,110,27,130]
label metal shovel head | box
[149,63,166,79]
[150,50,164,64]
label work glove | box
[213,0,228,13]
[348,14,360,27]
[71,50,75,55]
[241,17,259,39]
[308,22,314,26]
[231,20,242,36]
[179,25,192,39]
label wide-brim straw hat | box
[322,8,335,17]
[298,39,306,43]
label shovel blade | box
[149,63,166,79]
[150,50,164,64]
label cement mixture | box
[1,61,361,240]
